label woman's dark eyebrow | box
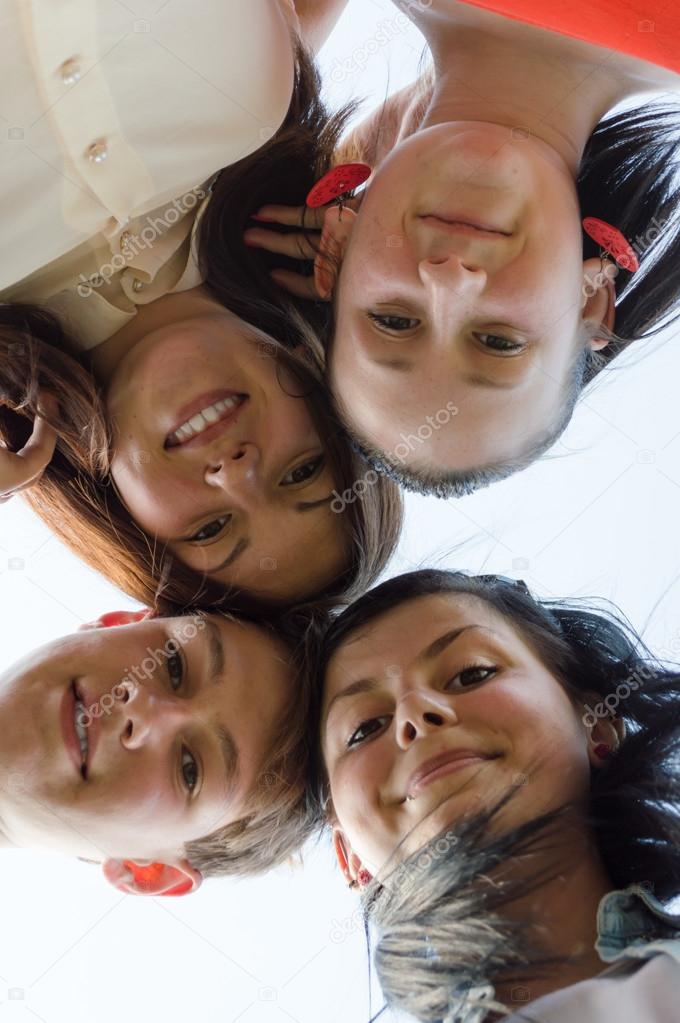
[296,494,334,511]
[207,537,250,574]
[326,625,487,717]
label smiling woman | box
[0,299,401,612]
[311,569,680,1022]
[0,46,403,612]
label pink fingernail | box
[250,213,270,222]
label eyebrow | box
[205,617,226,683]
[203,619,240,794]
[215,724,239,795]
[460,372,518,390]
[325,625,480,718]
[296,494,334,512]
[207,537,250,574]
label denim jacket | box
[445,884,680,1023]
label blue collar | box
[596,883,680,963]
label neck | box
[494,830,615,1005]
[415,15,641,175]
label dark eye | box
[281,454,324,486]
[475,333,524,353]
[181,746,199,793]
[368,313,420,332]
[448,665,497,689]
[166,642,184,692]
[347,715,390,748]
[189,515,232,543]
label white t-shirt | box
[0,0,296,347]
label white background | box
[1,2,679,1022]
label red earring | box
[123,861,193,896]
[594,742,612,759]
[306,163,371,209]
[357,868,373,888]
[582,217,640,273]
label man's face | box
[0,614,292,864]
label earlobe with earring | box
[306,163,372,217]
[582,217,640,273]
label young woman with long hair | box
[314,569,680,1021]
[0,42,403,613]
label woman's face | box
[0,613,292,862]
[329,123,612,475]
[107,293,349,602]
[321,592,596,876]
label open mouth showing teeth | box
[165,396,247,449]
[73,682,89,779]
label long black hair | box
[313,569,680,1021]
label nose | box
[118,680,188,750]
[394,688,459,750]
[203,442,262,500]
[418,254,487,296]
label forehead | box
[326,592,516,679]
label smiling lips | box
[406,748,493,800]
[60,681,99,780]
[419,214,512,238]
[165,391,247,449]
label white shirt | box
[0,0,295,348]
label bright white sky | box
[1,3,679,1022]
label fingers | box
[244,226,319,261]
[252,204,325,229]
[0,406,58,500]
[270,269,325,301]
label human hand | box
[0,395,58,504]
[243,204,327,301]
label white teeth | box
[168,397,242,446]
[74,700,89,765]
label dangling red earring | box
[582,217,640,273]
[306,163,371,211]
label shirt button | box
[119,231,133,251]
[59,58,82,85]
[132,278,143,292]
[86,139,108,164]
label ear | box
[332,827,370,887]
[102,858,203,897]
[581,257,617,352]
[585,715,626,768]
[314,206,357,300]
[78,610,154,632]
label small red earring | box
[306,163,371,210]
[582,217,640,273]
[357,868,373,888]
[594,742,612,759]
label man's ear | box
[581,257,617,352]
[314,207,357,300]
[102,858,202,897]
[78,610,154,632]
[332,827,368,887]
